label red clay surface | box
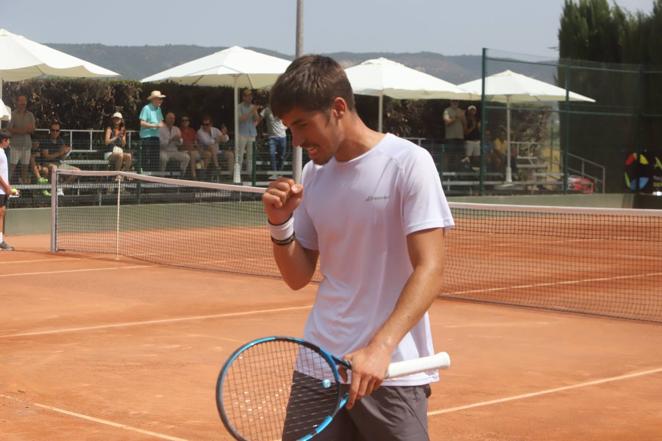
[2,234,662,440]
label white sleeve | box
[158,127,168,146]
[401,148,454,235]
[293,164,319,250]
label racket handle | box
[385,352,451,379]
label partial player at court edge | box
[0,131,19,251]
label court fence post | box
[50,169,58,253]
[479,48,487,195]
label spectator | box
[38,121,79,194]
[197,117,233,181]
[7,95,36,184]
[104,112,132,171]
[462,105,480,169]
[443,99,465,170]
[179,115,210,180]
[260,105,288,174]
[158,112,189,176]
[492,127,517,177]
[30,139,51,190]
[29,141,50,197]
[0,131,17,251]
[139,90,165,171]
[235,88,260,182]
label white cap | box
[112,111,123,119]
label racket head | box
[216,336,348,441]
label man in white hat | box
[139,90,166,171]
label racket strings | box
[222,340,340,441]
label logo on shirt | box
[365,195,390,202]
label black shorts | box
[0,194,7,207]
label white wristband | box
[269,216,294,241]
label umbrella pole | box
[378,95,383,133]
[233,80,241,184]
[505,97,512,183]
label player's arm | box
[0,176,12,195]
[442,110,454,126]
[262,178,318,290]
[344,227,446,409]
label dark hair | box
[270,55,355,117]
[50,120,61,129]
[0,131,11,142]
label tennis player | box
[0,131,17,251]
[263,55,454,440]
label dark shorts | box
[283,372,432,441]
[0,194,7,207]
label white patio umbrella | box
[345,57,474,132]
[0,99,10,121]
[459,70,595,182]
[0,28,119,99]
[141,46,291,183]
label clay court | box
[2,234,662,441]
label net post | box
[115,174,122,260]
[50,168,59,253]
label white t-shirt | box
[294,133,454,386]
[159,125,182,152]
[0,148,8,195]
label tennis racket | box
[216,336,450,441]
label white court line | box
[440,321,554,329]
[0,264,153,278]
[0,305,313,338]
[0,257,81,265]
[0,394,189,441]
[428,366,662,416]
[447,271,662,296]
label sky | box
[0,0,655,57]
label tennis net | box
[52,170,662,323]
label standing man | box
[263,55,454,441]
[7,95,36,184]
[260,105,288,174]
[0,131,18,251]
[235,89,260,183]
[443,99,466,170]
[158,112,189,176]
[139,90,166,171]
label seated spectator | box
[158,112,189,175]
[37,121,80,194]
[104,112,132,171]
[492,128,517,177]
[197,117,233,180]
[180,115,210,179]
[29,142,50,196]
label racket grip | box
[385,352,451,379]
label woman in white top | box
[104,112,132,171]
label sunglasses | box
[51,129,60,133]
[203,122,211,126]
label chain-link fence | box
[470,49,662,196]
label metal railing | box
[34,128,137,149]
[567,153,606,193]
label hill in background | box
[48,43,555,85]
